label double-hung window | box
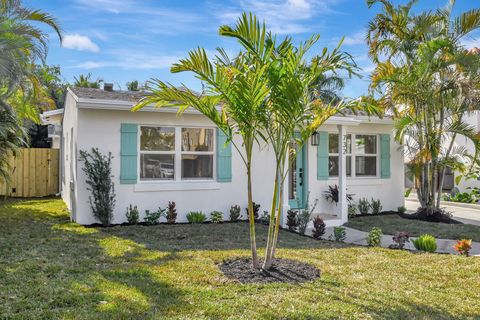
[139,126,214,181]
[328,133,378,178]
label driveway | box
[405,198,480,226]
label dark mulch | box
[399,207,461,224]
[218,258,320,284]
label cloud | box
[217,0,341,35]
[461,37,479,50]
[342,32,365,46]
[62,34,100,52]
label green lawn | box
[345,214,480,242]
[1,199,480,319]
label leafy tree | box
[0,104,26,184]
[133,14,272,268]
[126,80,142,91]
[35,65,67,109]
[74,73,100,88]
[367,0,480,216]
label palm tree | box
[133,13,272,268]
[367,0,480,217]
[73,74,100,88]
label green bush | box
[397,206,407,214]
[260,210,269,225]
[348,203,357,218]
[412,234,437,253]
[210,211,224,223]
[297,209,311,235]
[144,208,165,225]
[125,205,139,224]
[371,199,382,215]
[187,211,206,224]
[330,226,346,242]
[367,227,383,247]
[444,187,480,204]
[229,205,241,221]
[358,198,371,215]
[79,148,115,226]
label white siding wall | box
[71,106,404,225]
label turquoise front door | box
[288,143,307,209]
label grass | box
[0,198,479,319]
[345,214,480,241]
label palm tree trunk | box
[271,179,284,259]
[262,164,280,270]
[246,160,259,269]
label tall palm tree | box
[134,13,272,268]
[367,0,480,217]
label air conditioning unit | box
[48,124,62,137]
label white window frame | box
[138,125,216,183]
[328,133,352,177]
[328,133,379,179]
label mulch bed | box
[218,258,320,284]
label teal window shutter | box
[120,123,138,184]
[317,131,329,180]
[380,134,391,179]
[216,129,232,182]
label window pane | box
[356,156,377,176]
[328,156,351,177]
[182,155,213,179]
[140,154,174,180]
[355,135,376,154]
[182,128,214,151]
[141,127,175,151]
[329,134,351,154]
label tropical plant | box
[358,198,371,215]
[79,148,115,226]
[210,211,224,223]
[229,205,241,222]
[412,234,437,253]
[443,188,480,204]
[125,205,139,224]
[73,73,100,88]
[186,211,206,224]
[367,227,383,247]
[143,207,166,225]
[245,202,261,220]
[166,201,177,224]
[133,14,272,268]
[323,185,354,204]
[0,107,26,185]
[297,198,318,235]
[331,226,346,242]
[286,209,299,232]
[453,239,472,256]
[312,216,326,239]
[391,231,410,250]
[397,206,407,214]
[371,199,382,215]
[260,211,269,225]
[367,0,480,220]
[348,203,357,218]
[126,80,140,91]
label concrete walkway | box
[405,198,480,226]
[322,226,480,256]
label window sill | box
[134,181,221,192]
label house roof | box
[70,87,147,102]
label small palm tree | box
[73,74,100,88]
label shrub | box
[330,226,346,242]
[79,148,115,226]
[260,210,269,225]
[367,227,383,247]
[348,203,357,218]
[371,199,382,215]
[297,209,311,235]
[412,234,437,253]
[210,211,224,223]
[357,198,371,215]
[397,206,407,214]
[312,216,326,239]
[187,211,206,224]
[323,185,354,204]
[229,205,241,222]
[125,205,139,225]
[391,231,410,249]
[166,201,177,224]
[453,239,472,256]
[245,202,261,220]
[286,209,299,231]
[144,208,165,225]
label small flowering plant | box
[453,239,472,256]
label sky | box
[26,0,480,98]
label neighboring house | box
[61,86,404,226]
[40,108,64,149]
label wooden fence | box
[0,148,59,197]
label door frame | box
[288,143,308,209]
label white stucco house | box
[60,86,404,227]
